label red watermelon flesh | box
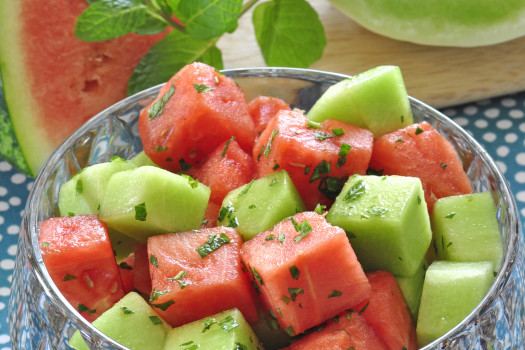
[0,0,167,175]
[248,95,291,134]
[283,311,388,350]
[369,121,472,211]
[253,109,373,210]
[241,211,371,336]
[118,252,135,294]
[356,271,418,350]
[139,62,257,173]
[133,243,152,297]
[189,138,256,205]
[147,227,259,327]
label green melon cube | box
[395,259,427,321]
[164,308,264,350]
[128,151,158,168]
[218,170,306,241]
[58,156,136,216]
[306,65,413,138]
[99,166,210,242]
[326,174,432,277]
[416,261,494,346]
[431,192,503,272]
[69,292,171,350]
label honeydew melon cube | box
[395,259,427,321]
[128,151,158,168]
[416,261,494,346]
[99,166,210,242]
[218,170,306,241]
[306,65,413,138]
[326,174,432,277]
[164,308,264,350]
[69,292,171,350]
[431,192,503,272]
[58,156,136,216]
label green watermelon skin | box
[0,0,167,176]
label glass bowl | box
[8,68,524,349]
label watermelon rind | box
[329,0,525,47]
[0,0,54,176]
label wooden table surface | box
[218,0,525,108]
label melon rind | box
[0,1,50,175]
[329,0,525,47]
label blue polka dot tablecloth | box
[0,94,524,349]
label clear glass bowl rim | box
[20,67,522,349]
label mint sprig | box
[75,0,326,94]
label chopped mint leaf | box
[309,160,331,182]
[41,242,50,248]
[149,83,176,120]
[358,301,369,315]
[445,212,456,219]
[134,202,147,221]
[289,218,312,242]
[250,266,264,286]
[221,136,236,158]
[328,289,342,298]
[78,303,96,315]
[278,233,285,243]
[396,137,404,143]
[194,84,215,93]
[67,212,75,216]
[202,318,218,333]
[149,254,159,268]
[288,287,304,301]
[282,295,290,304]
[304,165,310,175]
[314,130,335,141]
[119,262,133,270]
[415,126,424,135]
[289,265,300,280]
[196,233,231,258]
[219,315,240,332]
[62,274,78,281]
[265,234,276,241]
[264,129,279,157]
[344,179,366,201]
[366,168,384,176]
[338,143,351,157]
[272,162,280,170]
[149,315,163,325]
[440,163,448,170]
[149,288,170,302]
[76,179,83,195]
[332,128,344,136]
[120,306,134,315]
[269,178,279,186]
[284,325,296,336]
[366,207,389,216]
[179,158,192,171]
[152,299,175,311]
[249,204,256,209]
[417,196,422,205]
[314,203,326,214]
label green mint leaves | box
[75,0,326,94]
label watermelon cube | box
[431,191,503,272]
[69,292,171,350]
[147,227,258,327]
[253,109,373,210]
[164,308,263,350]
[416,260,495,346]
[369,121,472,211]
[39,215,125,321]
[248,95,291,134]
[241,211,371,335]
[326,174,432,277]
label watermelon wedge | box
[0,0,167,176]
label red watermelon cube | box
[241,211,371,335]
[369,121,472,211]
[248,95,291,134]
[147,227,258,327]
[253,109,373,210]
[139,62,256,173]
[39,215,125,321]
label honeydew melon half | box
[328,0,525,47]
[0,0,166,176]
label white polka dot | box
[501,97,517,107]
[476,99,491,106]
[496,161,507,173]
[463,105,478,115]
[516,153,525,166]
[0,187,6,197]
[0,202,8,212]
[443,109,456,117]
[0,334,9,344]
[497,146,510,157]
[7,275,11,284]
[516,191,525,203]
[0,162,12,172]
[516,172,525,183]
[509,109,524,119]
[0,235,3,243]
[19,210,24,218]
[8,197,21,206]
[483,132,497,142]
[485,108,500,118]
[6,225,19,235]
[454,117,469,126]
[0,287,10,296]
[520,123,525,133]
[505,133,518,143]
[496,119,513,130]
[0,259,14,270]
[0,217,3,225]
[7,245,16,256]
[474,119,488,128]
[0,302,5,311]
[522,208,525,218]
[10,173,26,185]
[26,182,34,191]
